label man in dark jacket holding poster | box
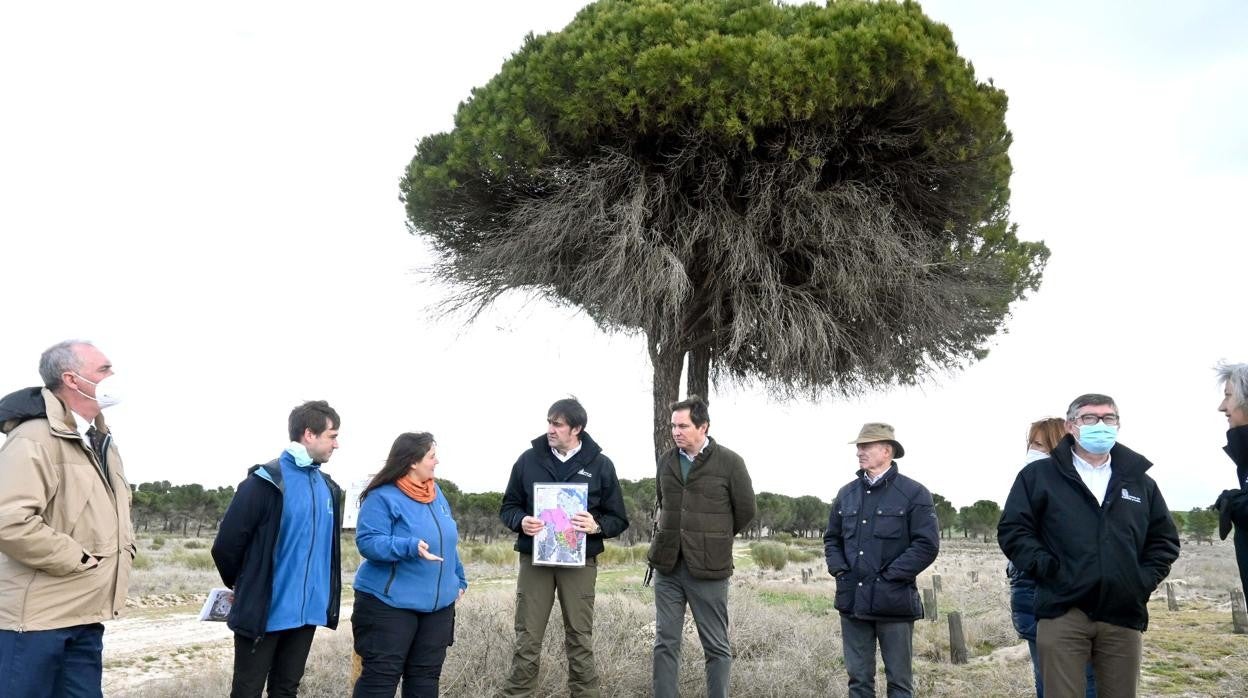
[498,397,629,698]
[825,423,939,698]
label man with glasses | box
[999,394,1180,698]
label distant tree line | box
[131,481,235,536]
[133,478,1214,547]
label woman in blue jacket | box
[352,432,467,697]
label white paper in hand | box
[199,588,234,622]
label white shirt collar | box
[69,410,94,450]
[864,465,892,485]
[1071,448,1111,471]
[551,441,583,463]
[1071,447,1113,504]
[679,437,710,462]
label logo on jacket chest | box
[577,469,592,478]
[1120,488,1142,504]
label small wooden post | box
[801,568,810,584]
[969,570,978,584]
[923,587,938,621]
[1165,582,1178,611]
[1232,590,1248,634]
[932,574,943,592]
[948,612,968,664]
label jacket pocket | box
[873,509,906,539]
[700,532,734,572]
[869,577,921,618]
[834,575,856,614]
[647,529,679,570]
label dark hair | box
[288,400,341,442]
[1065,394,1117,421]
[548,397,587,431]
[360,432,435,503]
[669,395,710,428]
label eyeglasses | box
[1073,413,1119,426]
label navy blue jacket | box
[824,464,939,621]
[998,435,1180,631]
[499,431,628,559]
[211,459,344,639]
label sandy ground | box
[101,601,356,693]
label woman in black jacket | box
[1214,362,1248,601]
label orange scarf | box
[397,476,436,504]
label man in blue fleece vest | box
[212,401,344,698]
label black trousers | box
[230,625,317,698]
[352,591,455,698]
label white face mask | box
[1025,448,1049,464]
[73,373,122,409]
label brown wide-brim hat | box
[848,422,905,459]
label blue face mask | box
[285,442,314,467]
[1077,424,1118,455]
[1025,449,1049,464]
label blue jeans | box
[0,623,105,698]
[1011,582,1096,698]
[840,614,914,698]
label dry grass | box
[112,536,1248,697]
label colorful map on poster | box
[533,482,588,566]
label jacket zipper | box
[301,471,318,621]
[428,501,445,609]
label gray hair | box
[1216,361,1248,412]
[1065,393,1118,421]
[39,340,93,390]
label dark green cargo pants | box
[499,554,599,698]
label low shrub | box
[460,542,517,566]
[597,543,649,567]
[786,546,819,563]
[750,542,788,571]
[171,549,215,571]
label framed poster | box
[532,482,588,567]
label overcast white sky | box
[2,1,1245,512]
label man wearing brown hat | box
[824,423,939,698]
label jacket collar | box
[1050,434,1152,479]
[661,436,718,481]
[856,462,898,486]
[42,388,111,440]
[1225,425,1248,484]
[529,430,604,467]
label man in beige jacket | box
[0,340,135,698]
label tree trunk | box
[647,330,685,459]
[687,344,711,400]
